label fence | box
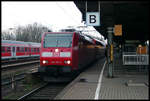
[123,52,149,65]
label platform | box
[55,58,149,100]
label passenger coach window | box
[17,47,20,52]
[7,47,11,52]
[27,47,29,52]
[2,47,5,53]
[34,48,36,52]
[25,47,27,52]
[31,48,34,52]
[21,47,24,52]
[27,48,30,52]
[37,48,39,52]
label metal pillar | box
[107,27,114,78]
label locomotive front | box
[39,32,77,76]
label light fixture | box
[55,48,59,52]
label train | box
[38,31,105,81]
[1,40,41,60]
[93,38,106,59]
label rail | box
[2,73,25,86]
[2,60,40,69]
[17,83,68,100]
[17,83,48,100]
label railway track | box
[2,57,39,64]
[2,69,39,93]
[2,58,40,87]
[1,73,25,86]
[2,60,40,71]
[18,83,68,100]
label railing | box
[123,52,149,65]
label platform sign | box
[86,12,100,26]
[114,25,122,36]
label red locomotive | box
[39,31,98,81]
[1,40,41,60]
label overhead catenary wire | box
[56,2,105,43]
[55,2,81,26]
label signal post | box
[107,27,114,78]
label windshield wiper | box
[56,40,58,47]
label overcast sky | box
[2,1,106,43]
[2,1,84,31]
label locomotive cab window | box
[44,33,73,48]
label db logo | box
[53,52,60,57]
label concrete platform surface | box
[100,68,149,99]
[55,58,149,100]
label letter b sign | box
[86,12,100,26]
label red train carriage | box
[1,40,41,60]
[93,39,106,59]
[27,42,41,57]
[39,32,97,77]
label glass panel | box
[17,47,20,52]
[34,48,36,52]
[25,47,27,52]
[44,33,73,48]
[7,47,11,52]
[2,47,5,53]
[13,47,15,52]
[31,48,34,52]
[37,48,39,52]
[20,47,24,52]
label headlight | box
[64,60,71,64]
[67,60,71,64]
[43,60,48,64]
[55,49,59,52]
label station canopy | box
[74,1,149,44]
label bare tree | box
[15,22,51,42]
[2,31,15,40]
[2,22,51,42]
[15,26,23,41]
